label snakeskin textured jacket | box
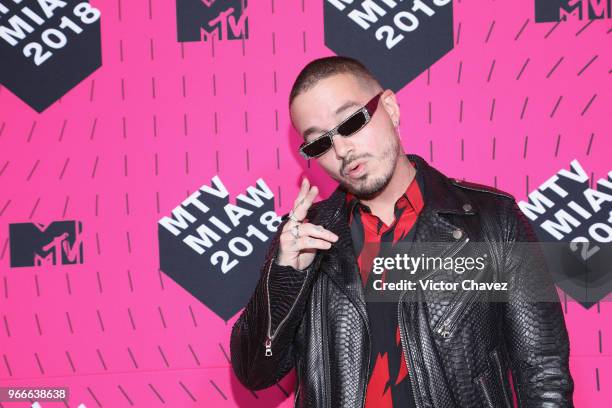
[230,153,574,408]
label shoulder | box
[449,178,529,239]
[449,178,515,202]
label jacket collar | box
[319,153,476,228]
[408,153,476,216]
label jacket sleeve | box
[501,199,575,407]
[230,216,320,390]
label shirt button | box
[452,229,463,240]
[462,203,472,212]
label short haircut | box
[289,56,382,107]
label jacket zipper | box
[264,206,343,357]
[477,376,494,408]
[293,350,302,407]
[397,235,469,408]
[360,318,371,408]
[293,382,300,407]
[397,297,422,408]
[432,278,479,339]
[320,205,372,408]
[492,349,512,408]
[264,257,310,357]
[320,277,332,408]
[431,237,493,339]
[321,207,354,407]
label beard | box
[337,134,400,200]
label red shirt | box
[346,164,424,407]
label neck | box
[360,154,416,225]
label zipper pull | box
[437,319,451,338]
[264,338,273,357]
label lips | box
[346,160,366,178]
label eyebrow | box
[302,100,362,140]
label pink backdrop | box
[0,0,609,407]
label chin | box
[343,175,387,198]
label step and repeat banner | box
[0,0,610,407]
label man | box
[230,56,574,407]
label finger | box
[279,224,305,245]
[293,184,318,220]
[293,177,310,209]
[279,225,299,240]
[296,236,332,251]
[302,184,319,210]
[297,223,339,242]
[280,215,302,233]
[293,178,313,211]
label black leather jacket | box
[230,154,574,407]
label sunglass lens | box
[337,111,367,136]
[302,136,332,158]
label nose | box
[331,133,353,159]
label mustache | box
[341,154,372,175]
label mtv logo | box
[324,0,454,92]
[9,221,83,267]
[535,0,611,22]
[176,0,248,42]
[0,1,102,112]
[158,176,277,321]
[520,161,612,308]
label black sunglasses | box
[299,92,383,159]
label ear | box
[380,90,400,126]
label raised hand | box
[276,178,339,270]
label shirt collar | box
[345,160,424,223]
